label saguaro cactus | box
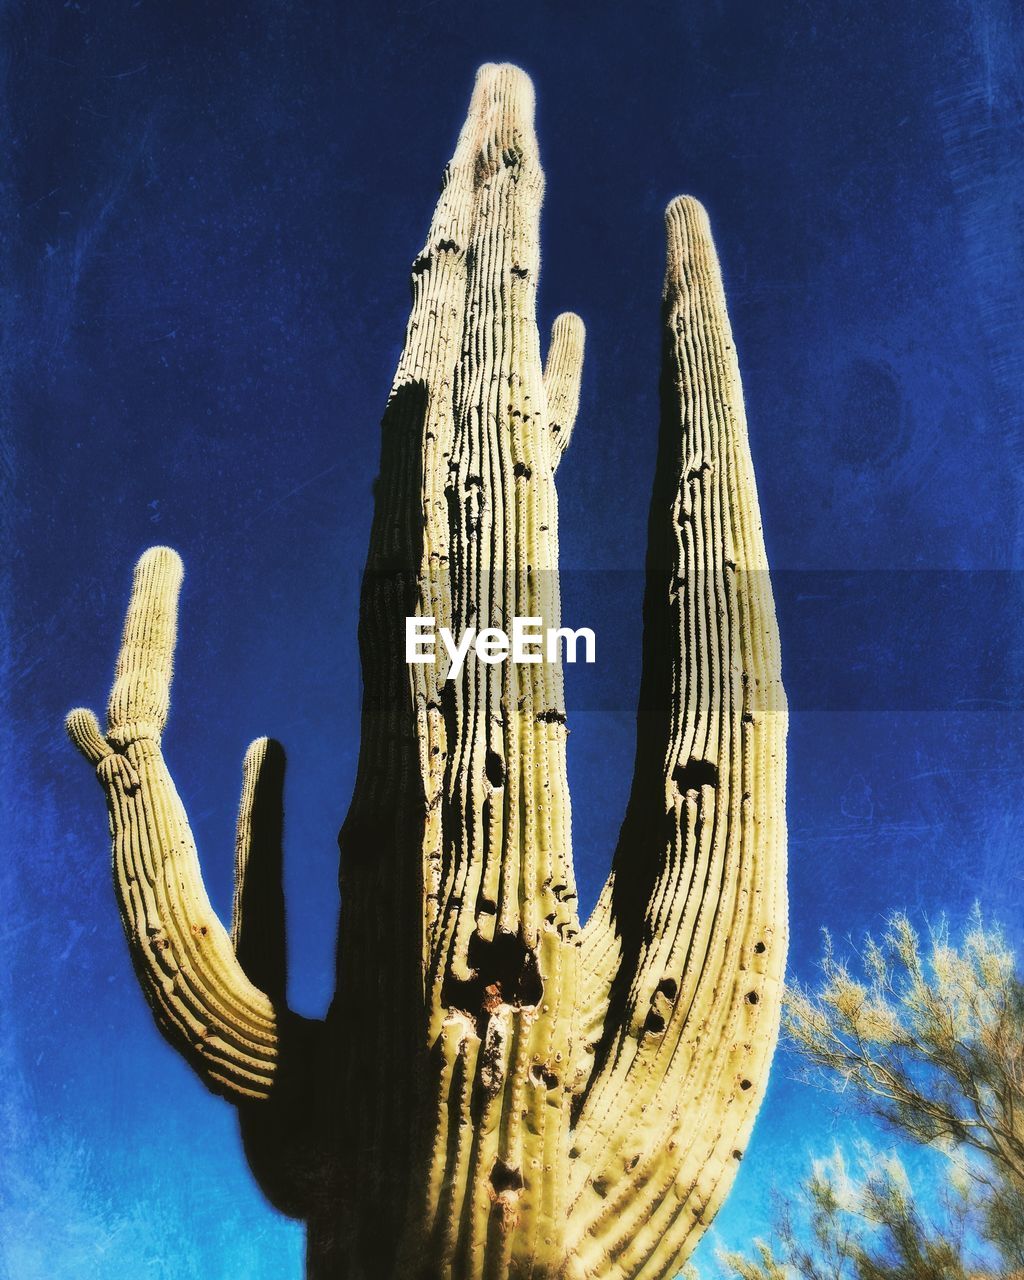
[67,64,787,1280]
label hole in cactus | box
[485,750,505,788]
[513,461,532,479]
[754,941,766,954]
[536,708,566,725]
[490,1159,524,1195]
[740,1079,752,1091]
[746,990,759,1004]
[656,977,678,1001]
[643,1009,666,1037]
[733,1149,743,1161]
[442,930,543,1027]
[672,758,718,793]
[530,1063,559,1090]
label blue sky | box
[3,1,1022,1275]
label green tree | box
[721,911,1024,1280]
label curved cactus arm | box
[544,311,586,468]
[565,198,788,1277]
[66,546,283,1101]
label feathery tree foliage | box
[720,911,1024,1280]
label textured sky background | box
[3,1,1022,1276]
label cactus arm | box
[544,311,586,468]
[232,736,288,1003]
[227,733,334,1225]
[566,198,788,1277]
[67,547,282,1101]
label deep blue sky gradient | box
[3,1,1022,1275]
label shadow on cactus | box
[66,63,788,1280]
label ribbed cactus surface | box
[67,63,787,1280]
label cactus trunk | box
[67,63,787,1280]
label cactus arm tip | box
[544,311,586,467]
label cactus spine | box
[67,64,787,1280]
